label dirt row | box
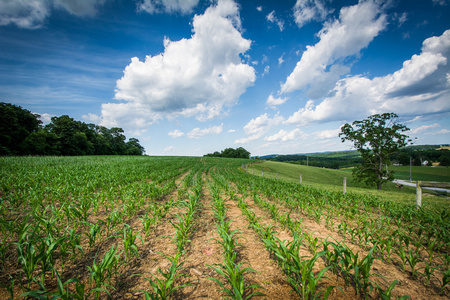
[230,179,447,299]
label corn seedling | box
[87,245,119,297]
[207,255,264,300]
[120,223,143,260]
[136,252,191,300]
[405,249,422,278]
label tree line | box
[0,102,145,156]
[266,154,363,169]
[390,146,450,167]
[204,147,250,159]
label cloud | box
[187,124,223,139]
[53,0,105,17]
[285,29,450,126]
[0,0,106,29]
[264,128,307,142]
[99,0,255,130]
[313,128,341,139]
[137,0,199,14]
[393,12,407,28]
[262,65,270,76]
[408,123,440,134]
[164,146,174,152]
[168,129,185,138]
[282,0,387,98]
[36,112,55,125]
[432,0,448,5]
[0,0,49,29]
[278,54,285,65]
[256,6,262,12]
[293,0,333,28]
[235,113,284,144]
[228,129,236,133]
[266,10,284,31]
[266,94,287,106]
[430,129,450,135]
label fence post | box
[300,174,302,185]
[416,181,422,208]
[343,177,347,194]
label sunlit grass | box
[249,161,448,209]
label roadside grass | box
[248,161,449,209]
[390,165,450,182]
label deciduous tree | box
[340,113,411,190]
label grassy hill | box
[246,160,449,208]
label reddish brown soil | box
[0,171,448,299]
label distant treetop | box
[204,147,250,159]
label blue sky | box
[1,0,449,156]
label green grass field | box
[391,165,450,182]
[248,160,449,208]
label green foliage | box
[0,102,42,155]
[204,147,251,159]
[207,256,264,300]
[340,113,411,190]
[136,252,191,300]
[0,101,145,156]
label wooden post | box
[416,180,422,208]
[343,177,347,194]
[300,174,302,185]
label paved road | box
[393,179,450,193]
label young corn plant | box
[440,269,450,295]
[405,249,422,278]
[37,234,65,283]
[288,251,338,300]
[136,252,191,300]
[207,255,264,300]
[421,261,438,287]
[120,223,143,261]
[140,213,157,242]
[87,245,119,298]
[15,226,41,288]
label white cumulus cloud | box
[235,113,284,144]
[99,0,255,130]
[283,0,387,98]
[313,128,341,139]
[285,29,450,126]
[264,128,307,142]
[168,129,185,138]
[266,94,287,107]
[187,124,223,139]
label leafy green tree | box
[340,113,411,190]
[23,131,59,155]
[205,147,251,159]
[126,138,145,155]
[0,102,42,155]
